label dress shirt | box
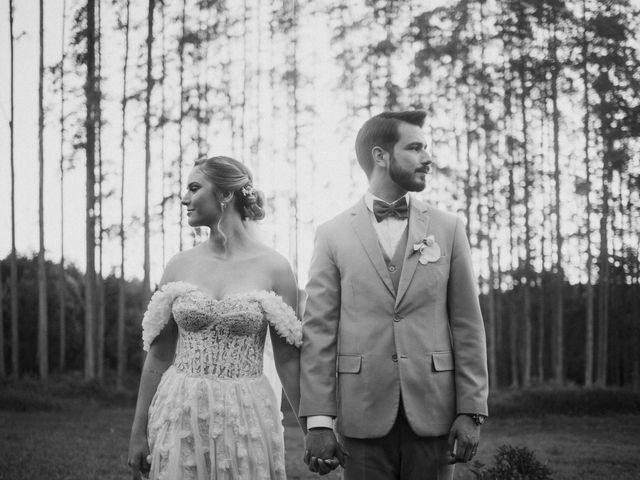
[306,192,410,431]
[365,192,410,258]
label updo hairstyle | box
[193,156,266,221]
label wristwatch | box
[462,413,486,426]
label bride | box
[127,156,305,479]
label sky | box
[3,0,631,289]
[0,1,454,287]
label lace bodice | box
[173,291,270,378]
[141,281,302,379]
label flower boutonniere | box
[411,235,441,265]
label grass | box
[1,380,640,479]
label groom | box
[299,110,489,479]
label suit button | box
[391,354,398,362]
[393,314,402,322]
[388,264,397,272]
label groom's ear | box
[372,146,389,168]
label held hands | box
[127,432,151,479]
[304,428,349,475]
[447,415,480,464]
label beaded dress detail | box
[141,281,301,480]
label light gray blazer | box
[299,197,488,438]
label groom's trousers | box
[338,403,454,480]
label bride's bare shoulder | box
[160,246,204,284]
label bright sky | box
[0,1,453,287]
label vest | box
[379,226,409,294]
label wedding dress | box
[141,281,302,480]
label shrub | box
[470,444,553,480]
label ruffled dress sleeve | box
[254,291,302,348]
[141,281,197,351]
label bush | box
[471,445,553,480]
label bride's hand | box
[127,433,151,479]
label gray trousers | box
[338,406,455,480]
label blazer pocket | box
[431,351,455,372]
[337,354,362,373]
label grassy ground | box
[1,381,640,479]
[1,407,639,479]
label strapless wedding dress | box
[140,281,301,480]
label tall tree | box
[95,0,105,380]
[117,0,131,391]
[37,0,48,380]
[177,0,186,251]
[84,0,98,380]
[143,0,156,300]
[547,0,565,385]
[0,263,4,377]
[9,0,19,379]
[58,0,68,372]
[581,0,594,386]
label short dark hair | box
[355,110,427,177]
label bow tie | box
[372,198,409,223]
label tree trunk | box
[550,19,564,385]
[582,0,594,386]
[117,0,131,392]
[58,0,68,372]
[96,0,105,381]
[143,0,155,301]
[38,0,48,380]
[159,0,166,268]
[0,263,5,377]
[289,0,300,277]
[178,0,186,251]
[464,104,473,244]
[538,236,545,383]
[9,0,19,379]
[85,0,98,381]
[596,132,611,387]
[519,61,532,388]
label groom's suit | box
[300,196,488,452]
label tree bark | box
[117,0,131,392]
[58,0,68,372]
[178,0,186,251]
[518,59,532,388]
[582,0,594,386]
[96,0,105,381]
[85,0,98,381]
[550,17,564,385]
[38,0,49,380]
[9,0,19,379]
[596,131,611,387]
[143,0,156,301]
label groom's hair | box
[355,110,427,177]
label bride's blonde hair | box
[193,156,265,250]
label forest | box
[1,0,639,393]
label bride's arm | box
[271,258,306,433]
[128,317,178,476]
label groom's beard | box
[389,154,427,192]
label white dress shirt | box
[306,192,410,431]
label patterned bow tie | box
[372,198,409,223]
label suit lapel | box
[395,199,430,308]
[350,200,395,296]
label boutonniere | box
[411,235,441,265]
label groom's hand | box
[304,427,348,475]
[447,415,480,464]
